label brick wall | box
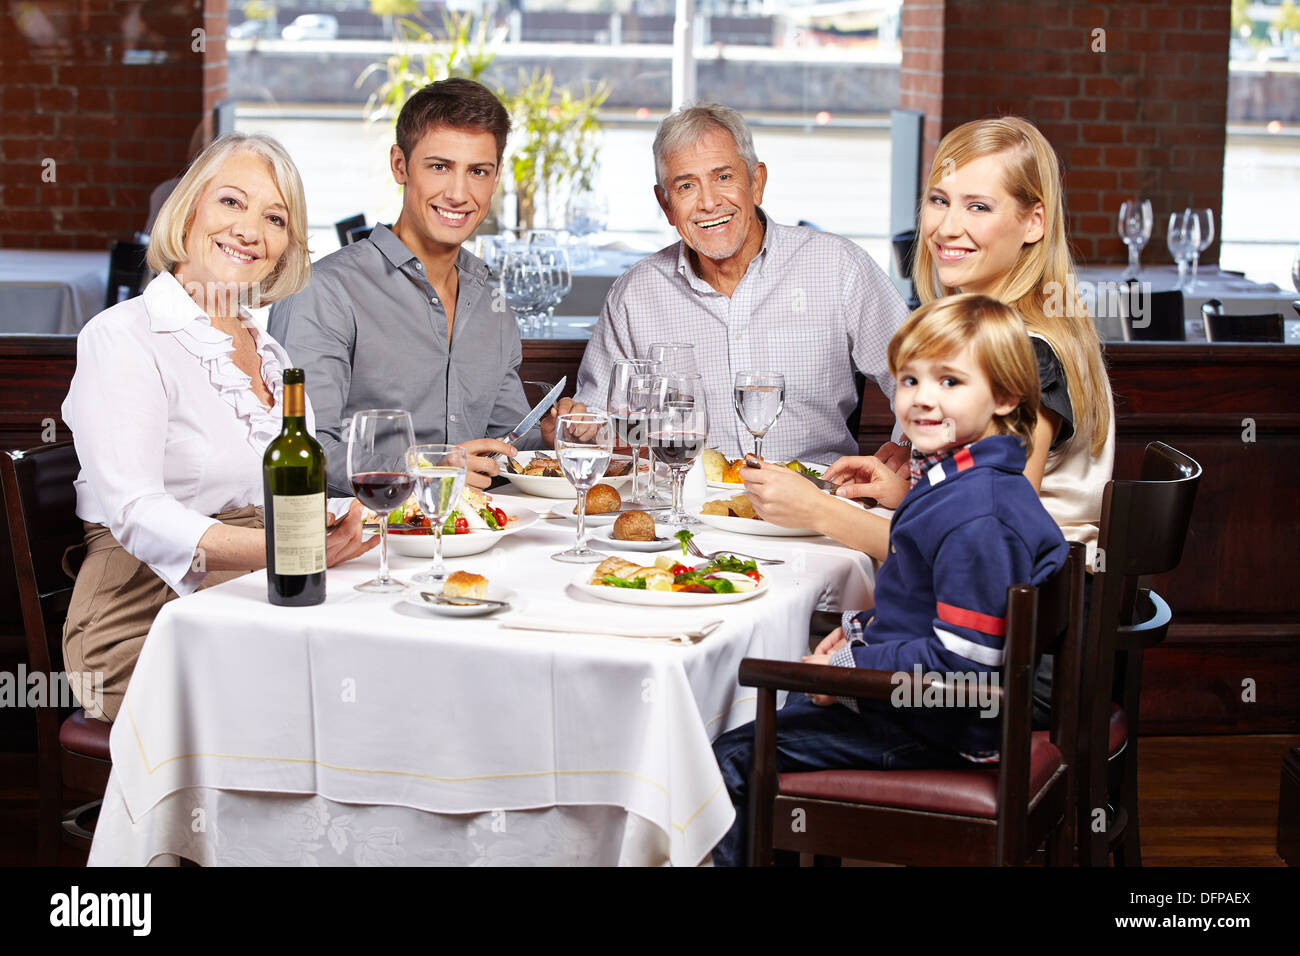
[899,0,1230,265]
[0,0,227,250]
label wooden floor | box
[2,733,1295,866]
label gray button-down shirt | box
[269,224,537,493]
[573,211,907,464]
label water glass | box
[1187,208,1215,292]
[1118,199,1153,279]
[1166,212,1200,290]
[733,370,785,460]
[552,412,614,564]
[607,358,660,505]
[405,443,467,587]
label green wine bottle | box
[263,368,327,605]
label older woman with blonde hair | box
[62,131,375,722]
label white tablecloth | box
[1078,265,1299,342]
[89,488,875,867]
[0,249,108,334]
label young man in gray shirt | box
[270,78,581,493]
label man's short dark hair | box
[396,78,511,165]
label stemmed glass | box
[500,243,547,333]
[1186,208,1215,292]
[628,370,669,506]
[347,409,415,593]
[607,358,660,505]
[552,412,614,564]
[1166,212,1200,291]
[1118,200,1153,279]
[646,342,696,502]
[405,443,467,587]
[647,373,708,527]
[1291,243,1300,294]
[530,241,571,329]
[733,370,785,461]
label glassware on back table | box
[1166,212,1200,291]
[1186,207,1215,293]
[347,409,415,593]
[405,443,467,587]
[647,372,708,527]
[500,243,548,333]
[552,412,614,564]
[1118,199,1153,279]
[733,370,785,461]
[1292,243,1300,295]
[607,358,660,506]
[533,243,571,329]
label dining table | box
[0,248,108,334]
[87,480,880,867]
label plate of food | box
[500,450,644,498]
[547,482,637,527]
[701,449,829,491]
[590,509,676,552]
[399,571,515,618]
[571,553,769,606]
[695,493,819,537]
[377,488,539,558]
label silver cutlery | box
[682,535,784,566]
[420,592,510,609]
[742,453,877,509]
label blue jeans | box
[711,693,966,867]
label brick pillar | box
[899,0,1229,265]
[0,0,228,249]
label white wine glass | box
[1118,199,1153,279]
[552,412,614,564]
[1166,212,1199,291]
[648,373,708,527]
[405,443,467,587]
[607,358,660,506]
[733,370,785,461]
[347,409,415,593]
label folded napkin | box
[498,600,723,643]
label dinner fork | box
[683,536,784,566]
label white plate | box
[589,529,678,552]
[387,506,539,558]
[705,459,829,491]
[547,500,625,526]
[570,565,769,607]
[399,585,515,617]
[499,450,644,499]
[695,499,818,537]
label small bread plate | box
[589,529,677,552]
[695,500,818,537]
[706,458,828,492]
[547,501,623,527]
[570,566,769,607]
[500,451,645,499]
[387,506,539,558]
[400,585,516,617]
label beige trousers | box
[62,505,264,723]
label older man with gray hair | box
[573,102,908,465]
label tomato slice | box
[669,563,690,576]
[454,517,469,534]
[745,570,761,581]
[494,507,508,528]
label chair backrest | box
[103,241,150,310]
[996,541,1088,864]
[1121,282,1184,341]
[1201,299,1285,343]
[1,442,83,747]
[347,225,375,245]
[335,213,366,247]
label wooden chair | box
[1077,441,1201,867]
[742,541,1088,866]
[1120,282,1184,341]
[334,213,365,247]
[1201,299,1284,343]
[1,441,111,865]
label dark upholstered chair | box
[1078,442,1201,867]
[1,442,111,865]
[1120,282,1185,342]
[334,213,366,247]
[742,542,1088,866]
[103,241,150,310]
[1200,299,1284,343]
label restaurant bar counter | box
[2,333,1298,738]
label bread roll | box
[577,483,621,515]
[612,510,655,541]
[444,570,487,599]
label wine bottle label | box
[271,493,326,575]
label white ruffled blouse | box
[63,272,343,596]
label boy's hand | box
[869,441,911,478]
[813,626,847,657]
[800,651,836,706]
[823,455,909,510]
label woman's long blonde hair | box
[914,116,1110,455]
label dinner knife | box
[503,376,566,445]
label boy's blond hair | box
[888,294,1041,457]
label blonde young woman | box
[745,116,1114,571]
[62,132,376,722]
